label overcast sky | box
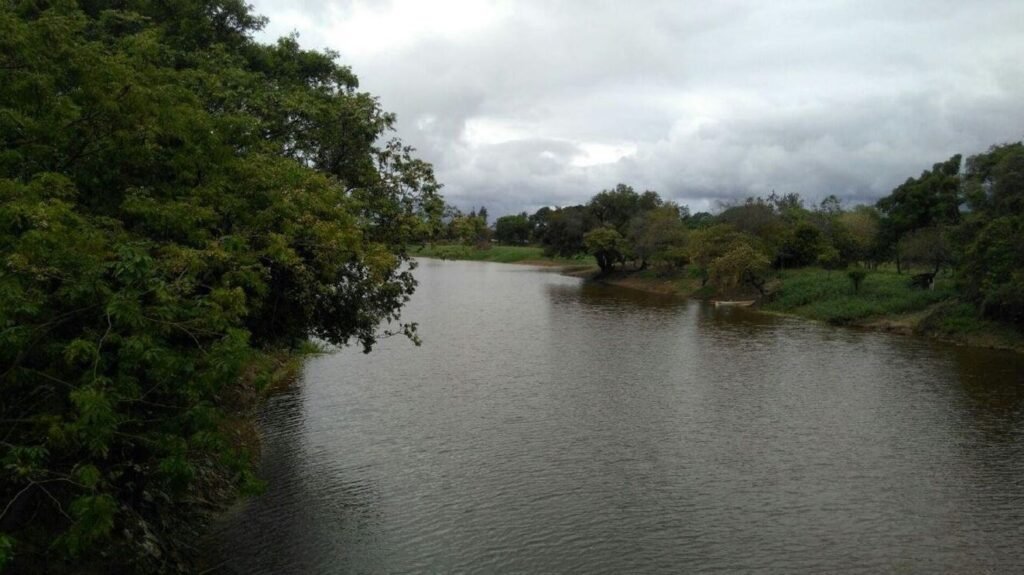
[249,0,1024,216]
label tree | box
[963,143,1024,214]
[0,2,439,571]
[718,198,780,238]
[847,269,868,294]
[817,245,842,275]
[539,205,591,257]
[709,242,772,296]
[494,213,532,245]
[818,194,843,217]
[587,183,645,232]
[584,226,628,273]
[900,227,953,277]
[775,222,825,269]
[686,212,717,229]
[452,212,490,247]
[528,206,554,242]
[835,206,880,265]
[627,204,687,270]
[687,225,741,286]
[958,143,1024,324]
[876,154,963,271]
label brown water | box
[208,258,1024,573]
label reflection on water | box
[209,259,1024,573]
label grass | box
[916,302,1024,350]
[406,249,1024,351]
[411,243,591,266]
[763,267,956,325]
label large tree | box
[958,143,1024,324]
[584,226,628,273]
[628,204,687,270]
[0,1,439,571]
[587,183,644,232]
[494,212,532,245]
[876,154,962,271]
[539,205,592,257]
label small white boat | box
[712,300,756,308]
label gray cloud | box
[250,0,1024,216]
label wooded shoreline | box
[413,246,1024,354]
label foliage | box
[686,224,740,286]
[494,212,531,245]
[765,268,954,324]
[0,1,438,572]
[627,204,688,270]
[584,226,628,273]
[900,226,953,275]
[958,144,1024,325]
[450,211,491,247]
[539,205,593,257]
[414,244,585,265]
[708,241,772,295]
[847,269,867,294]
[587,183,644,232]
[835,206,881,265]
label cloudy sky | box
[249,0,1024,216]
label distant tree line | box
[433,142,1024,325]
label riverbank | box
[184,345,320,574]
[412,244,589,267]
[413,245,1024,353]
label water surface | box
[209,259,1024,573]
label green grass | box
[915,302,1024,349]
[764,268,956,325]
[411,244,590,266]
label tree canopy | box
[0,1,440,571]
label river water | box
[208,259,1024,573]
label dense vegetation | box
[436,145,1024,333]
[0,1,441,572]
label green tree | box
[494,212,531,245]
[900,227,953,277]
[627,204,687,270]
[584,226,628,273]
[847,269,868,294]
[775,222,825,269]
[0,2,439,571]
[587,184,646,232]
[835,206,880,265]
[876,154,962,271]
[528,206,553,242]
[687,224,740,286]
[959,143,1024,324]
[452,211,491,247]
[709,241,772,296]
[539,205,591,257]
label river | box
[207,258,1024,573]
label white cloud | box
[249,0,1024,216]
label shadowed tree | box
[494,212,532,245]
[584,226,628,273]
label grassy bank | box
[586,266,1022,352]
[762,268,955,325]
[192,344,322,572]
[412,244,592,267]
[760,268,1022,351]
[417,247,1024,352]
